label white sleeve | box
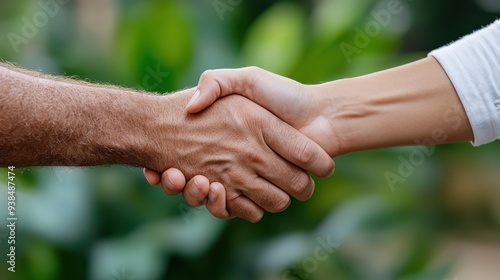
[429,20,500,146]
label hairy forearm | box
[0,63,170,168]
[319,57,474,155]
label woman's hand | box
[187,67,339,156]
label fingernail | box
[189,183,200,197]
[142,169,151,185]
[209,189,217,202]
[328,167,335,177]
[187,89,200,108]
[165,176,175,191]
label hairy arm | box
[0,63,334,222]
[0,63,159,167]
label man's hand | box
[0,64,333,222]
[148,91,334,222]
[144,67,340,219]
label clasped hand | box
[144,67,338,222]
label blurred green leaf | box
[240,2,306,74]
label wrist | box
[87,88,189,170]
[311,80,364,156]
[139,89,200,172]
[316,75,417,155]
[315,57,473,156]
[89,89,164,168]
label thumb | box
[143,168,161,186]
[186,68,258,113]
[186,67,309,130]
[186,69,239,113]
[186,79,222,113]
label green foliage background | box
[0,0,499,279]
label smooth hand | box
[189,67,338,155]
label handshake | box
[142,67,339,222]
[138,57,472,222]
[2,20,493,223]
[0,57,472,222]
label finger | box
[183,175,210,207]
[206,182,231,219]
[226,195,265,223]
[255,161,315,202]
[263,118,335,178]
[248,143,316,201]
[187,67,259,113]
[187,67,306,120]
[186,84,219,113]
[160,168,186,196]
[143,168,161,186]
[243,177,292,213]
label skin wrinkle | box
[328,58,473,154]
[153,57,480,218]
[0,63,336,221]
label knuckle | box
[293,139,316,166]
[226,167,246,186]
[269,194,291,213]
[226,195,264,223]
[201,69,215,78]
[249,211,264,223]
[211,209,231,220]
[246,112,262,127]
[240,145,262,163]
[290,171,311,197]
[200,69,216,81]
[244,66,263,93]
